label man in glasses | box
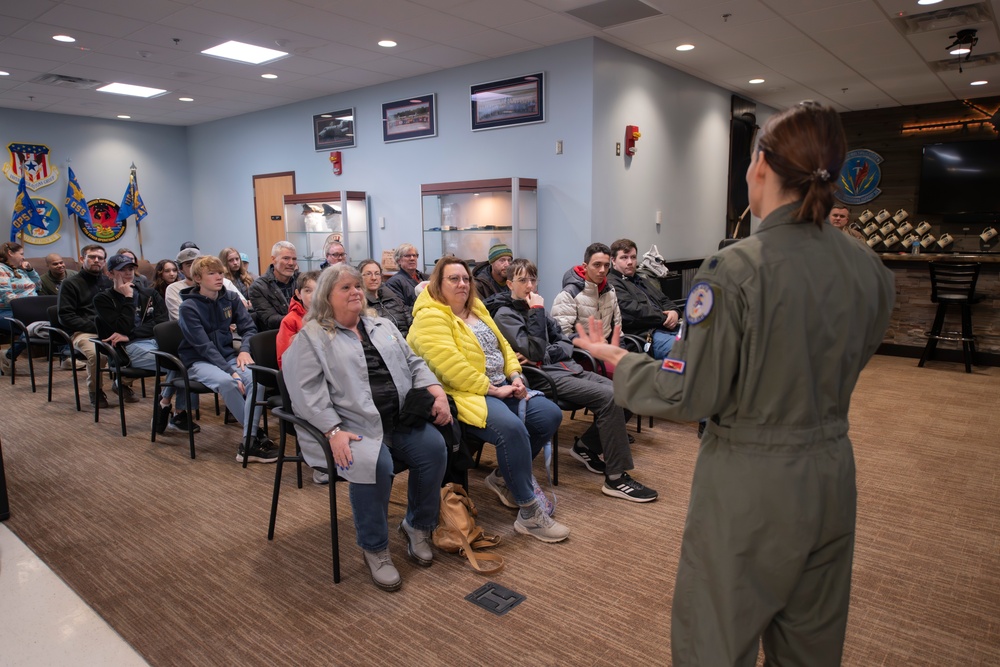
[319,239,347,270]
[57,244,114,407]
[385,243,427,308]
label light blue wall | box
[0,108,192,263]
[187,39,596,298]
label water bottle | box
[911,240,920,255]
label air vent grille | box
[30,74,104,89]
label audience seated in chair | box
[487,259,657,503]
[282,263,449,591]
[358,259,412,337]
[384,243,427,309]
[166,248,248,321]
[177,255,277,463]
[249,241,299,331]
[38,252,76,297]
[608,238,681,360]
[472,243,512,299]
[1,241,42,376]
[275,270,319,367]
[220,247,255,302]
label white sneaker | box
[514,503,570,543]
[312,469,329,485]
[484,469,518,508]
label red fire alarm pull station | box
[330,151,342,175]
[625,125,640,156]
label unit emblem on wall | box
[21,198,63,245]
[3,143,60,190]
[80,198,126,242]
[837,149,883,205]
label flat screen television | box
[919,141,1000,216]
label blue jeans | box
[349,422,447,551]
[187,361,260,438]
[464,395,563,505]
[651,329,678,360]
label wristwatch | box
[509,372,522,382]
[324,425,342,440]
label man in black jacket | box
[608,238,681,359]
[249,240,299,330]
[58,244,113,407]
[486,259,657,503]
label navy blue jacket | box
[177,287,256,373]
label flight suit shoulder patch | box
[661,358,685,374]
[685,281,714,325]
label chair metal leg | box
[93,349,103,424]
[919,303,948,367]
[268,425,287,541]
[26,350,36,393]
[328,475,340,584]
[552,430,559,487]
[118,376,128,437]
[961,304,974,373]
[151,375,162,443]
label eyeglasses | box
[326,252,346,259]
[401,253,419,259]
[445,275,471,284]
[512,277,537,284]
[361,271,381,279]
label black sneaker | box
[570,438,606,474]
[169,410,201,434]
[602,472,658,503]
[152,405,172,434]
[236,432,280,464]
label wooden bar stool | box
[918,262,983,373]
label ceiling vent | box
[893,2,992,35]
[30,74,104,89]
[927,52,999,71]
[566,0,662,29]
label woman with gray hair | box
[384,243,427,308]
[282,263,450,592]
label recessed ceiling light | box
[749,78,765,84]
[178,97,194,102]
[0,71,9,76]
[950,48,971,55]
[970,80,988,86]
[97,82,167,98]
[52,35,76,43]
[676,44,695,52]
[201,40,288,65]
[378,40,397,48]
[917,0,943,5]
[261,73,278,79]
[117,115,131,119]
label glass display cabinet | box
[283,191,370,272]
[420,178,537,274]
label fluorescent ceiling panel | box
[96,82,167,97]
[200,40,288,65]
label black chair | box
[90,338,158,437]
[918,262,983,373]
[150,321,221,459]
[269,370,344,583]
[617,334,655,433]
[40,306,81,412]
[243,330,287,470]
[7,295,57,390]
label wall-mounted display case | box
[421,178,537,274]
[283,191,370,272]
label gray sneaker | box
[514,503,570,543]
[362,548,401,591]
[312,469,330,485]
[484,469,518,509]
[398,518,433,566]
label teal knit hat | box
[488,243,513,263]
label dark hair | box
[356,258,380,273]
[427,256,477,314]
[179,241,199,251]
[0,241,23,266]
[116,247,137,261]
[610,239,637,260]
[296,270,320,291]
[830,202,849,212]
[583,242,612,264]
[80,244,105,259]
[507,258,537,281]
[153,259,179,298]
[757,100,847,228]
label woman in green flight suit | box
[574,101,895,666]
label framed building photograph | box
[470,73,544,131]
[313,108,356,151]
[382,94,436,143]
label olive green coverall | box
[614,202,895,666]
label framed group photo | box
[313,108,356,151]
[382,94,436,143]
[470,73,544,131]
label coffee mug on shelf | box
[880,220,897,236]
[858,209,875,224]
[866,233,883,248]
[896,221,914,236]
[892,208,909,224]
[902,233,920,247]
[883,233,901,248]
[937,233,954,249]
[981,227,998,243]
[863,221,880,236]
[915,221,932,236]
[875,209,892,223]
[920,233,937,248]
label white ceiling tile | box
[906,21,998,65]
[759,0,867,16]
[192,0,313,25]
[446,29,542,57]
[671,0,779,34]
[447,0,552,28]
[604,15,694,45]
[119,24,229,52]
[154,6,272,39]
[310,0,436,25]
[34,5,147,38]
[274,11,386,50]
[0,15,28,37]
[360,55,440,77]
[785,0,884,33]
[499,12,595,44]
[390,11,487,41]
[400,43,483,67]
[315,67,397,87]
[264,56,344,77]
[287,42,385,68]
[88,39,189,64]
[64,0,187,22]
[0,1,60,21]
[1,31,99,62]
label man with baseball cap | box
[473,243,513,299]
[94,253,169,406]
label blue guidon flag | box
[65,167,92,225]
[10,175,46,242]
[837,149,883,206]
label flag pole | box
[130,162,145,261]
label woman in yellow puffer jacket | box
[407,257,570,543]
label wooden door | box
[253,172,296,276]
